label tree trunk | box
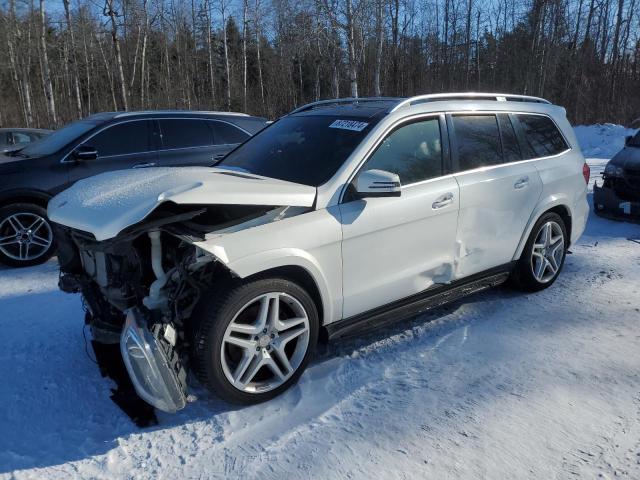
[39,0,57,126]
[373,0,384,96]
[63,0,83,117]
[105,0,128,110]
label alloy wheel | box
[220,292,311,393]
[0,213,53,262]
[530,220,565,283]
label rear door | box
[69,119,158,182]
[207,120,251,163]
[450,113,542,278]
[158,118,225,167]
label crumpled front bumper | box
[593,182,640,221]
[120,309,187,413]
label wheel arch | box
[218,248,337,326]
[513,200,573,261]
[0,189,52,210]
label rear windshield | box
[20,119,100,157]
[217,115,378,186]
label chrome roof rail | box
[113,110,250,118]
[390,92,551,112]
[290,97,402,115]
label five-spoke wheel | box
[510,211,567,291]
[0,204,56,267]
[191,277,319,404]
[221,292,311,393]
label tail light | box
[582,162,590,183]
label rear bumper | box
[593,182,640,221]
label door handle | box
[132,162,157,169]
[432,192,454,209]
[514,177,529,189]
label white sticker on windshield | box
[329,120,369,132]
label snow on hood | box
[48,167,316,241]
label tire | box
[190,276,319,404]
[510,212,568,292]
[0,203,56,268]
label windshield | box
[628,131,640,147]
[217,115,379,186]
[20,119,102,157]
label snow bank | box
[574,123,637,158]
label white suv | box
[49,93,590,413]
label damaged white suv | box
[50,93,589,413]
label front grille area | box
[611,175,640,201]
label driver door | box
[69,120,158,182]
[339,115,461,318]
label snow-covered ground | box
[1,126,639,480]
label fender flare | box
[212,247,337,325]
[513,194,573,260]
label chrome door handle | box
[514,177,529,189]
[132,162,157,169]
[432,192,454,209]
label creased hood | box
[48,167,316,240]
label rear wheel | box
[190,277,319,404]
[0,203,55,267]
[510,212,567,291]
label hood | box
[48,167,316,241]
[610,146,640,169]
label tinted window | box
[159,119,213,149]
[363,118,442,185]
[12,132,32,144]
[498,114,522,163]
[218,116,378,186]
[516,114,568,158]
[21,119,99,157]
[89,121,152,157]
[453,115,502,170]
[211,121,249,144]
[0,132,9,147]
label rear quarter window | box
[516,114,568,159]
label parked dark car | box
[0,128,52,152]
[594,130,640,220]
[0,111,267,267]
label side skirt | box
[326,264,514,340]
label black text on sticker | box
[329,120,369,132]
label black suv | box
[594,130,640,220]
[0,111,267,267]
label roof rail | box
[290,97,401,115]
[113,110,250,118]
[390,93,551,112]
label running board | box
[326,267,512,340]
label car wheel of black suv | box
[0,203,56,267]
[511,212,568,292]
[190,277,319,404]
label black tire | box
[190,276,319,404]
[0,203,56,268]
[510,212,568,292]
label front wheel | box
[190,277,319,404]
[510,212,568,291]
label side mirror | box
[625,135,633,146]
[73,145,98,161]
[355,169,401,198]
